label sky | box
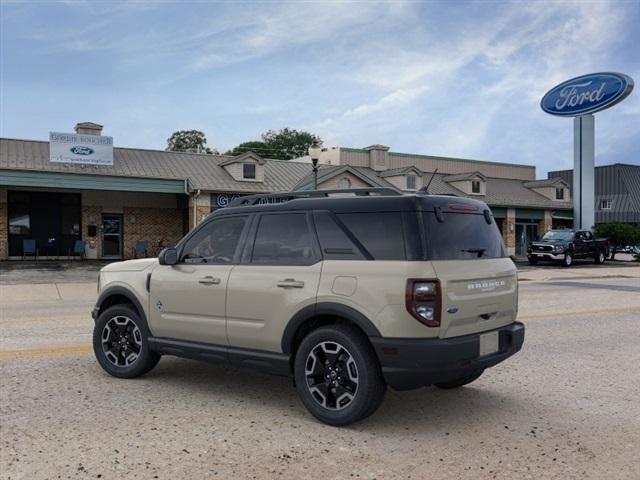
[1,0,639,178]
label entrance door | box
[102,214,123,259]
[515,223,539,257]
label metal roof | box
[0,137,311,193]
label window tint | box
[313,212,365,260]
[252,214,316,265]
[337,212,405,260]
[243,163,256,179]
[182,216,247,264]
[423,212,505,260]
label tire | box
[595,250,606,265]
[294,324,386,426]
[561,252,573,267]
[527,256,538,265]
[434,370,484,389]
[93,304,160,379]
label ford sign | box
[541,72,633,116]
[70,146,95,155]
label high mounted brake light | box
[448,203,479,212]
[405,279,441,327]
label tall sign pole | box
[541,72,633,230]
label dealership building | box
[1,122,576,261]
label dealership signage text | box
[49,132,114,166]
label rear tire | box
[561,252,573,267]
[294,324,386,426]
[434,370,484,389]
[93,304,160,379]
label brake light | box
[448,203,478,212]
[405,279,441,327]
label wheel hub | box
[101,316,142,367]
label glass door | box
[515,223,539,257]
[102,214,123,259]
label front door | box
[102,214,123,259]
[515,223,538,257]
[148,214,249,345]
[226,212,322,352]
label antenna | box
[420,168,438,194]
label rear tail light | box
[406,279,441,327]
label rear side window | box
[313,212,365,260]
[337,212,405,260]
[423,212,505,260]
[251,213,317,265]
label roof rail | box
[228,188,402,207]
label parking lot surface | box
[1,266,639,479]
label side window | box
[251,214,317,265]
[336,212,405,260]
[181,216,247,264]
[313,212,365,260]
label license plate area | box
[479,331,499,357]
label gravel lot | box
[1,266,639,479]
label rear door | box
[226,212,322,352]
[423,210,518,338]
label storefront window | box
[60,194,81,235]
[8,192,30,234]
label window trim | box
[600,198,612,210]
[471,180,482,194]
[177,213,251,265]
[406,174,417,190]
[243,211,322,266]
[555,187,564,200]
[243,163,256,179]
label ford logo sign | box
[541,72,633,117]
[446,306,459,314]
[70,146,94,155]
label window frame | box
[555,187,564,200]
[600,199,612,210]
[471,180,481,194]
[243,163,256,179]
[177,213,251,265]
[406,174,417,190]
[241,211,322,266]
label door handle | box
[277,278,305,288]
[198,276,221,285]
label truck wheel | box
[294,324,386,426]
[595,251,606,265]
[435,370,484,389]
[93,304,160,379]
[528,256,538,265]
[561,252,573,267]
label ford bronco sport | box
[92,188,524,426]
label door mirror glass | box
[159,247,178,265]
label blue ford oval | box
[541,72,634,117]
[70,146,95,155]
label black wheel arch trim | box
[281,302,381,354]
[93,286,148,325]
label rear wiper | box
[462,248,487,258]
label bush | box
[593,223,640,260]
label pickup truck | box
[527,230,609,267]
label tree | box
[166,130,216,154]
[594,222,640,260]
[226,128,321,160]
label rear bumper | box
[370,322,525,391]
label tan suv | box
[92,188,524,426]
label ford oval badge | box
[541,72,634,117]
[70,146,95,155]
[447,306,459,314]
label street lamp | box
[308,140,322,190]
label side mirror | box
[158,247,178,266]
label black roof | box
[211,190,491,217]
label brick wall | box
[0,188,7,260]
[123,207,183,259]
[539,210,553,236]
[504,208,516,256]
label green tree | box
[166,130,216,154]
[226,128,322,160]
[594,222,640,260]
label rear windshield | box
[423,212,505,260]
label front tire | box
[294,325,386,426]
[595,250,606,265]
[527,256,538,265]
[93,304,160,379]
[561,252,573,267]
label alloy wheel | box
[304,341,359,411]
[101,316,143,367]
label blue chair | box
[69,240,86,260]
[22,239,38,260]
[133,240,149,259]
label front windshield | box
[542,231,574,241]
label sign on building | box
[49,132,114,166]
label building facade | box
[1,125,576,261]
[548,164,640,224]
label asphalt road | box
[1,274,639,479]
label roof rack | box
[228,188,402,207]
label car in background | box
[527,230,608,267]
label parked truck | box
[527,230,609,267]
